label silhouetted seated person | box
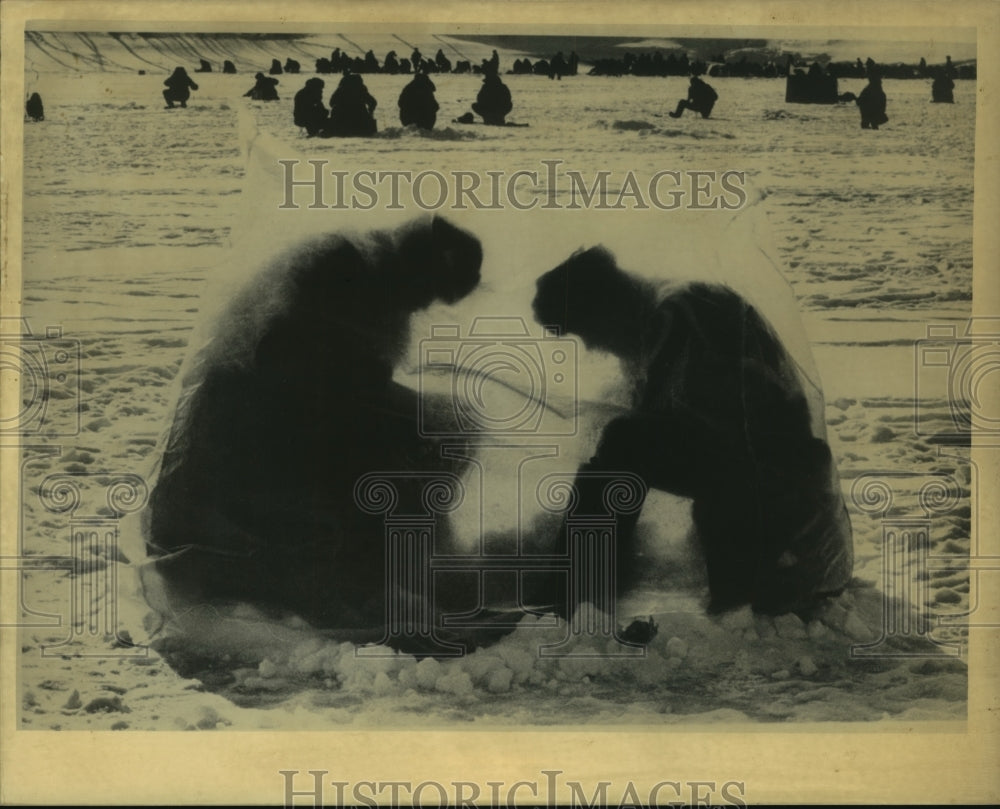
[143,217,485,644]
[931,70,955,103]
[668,75,717,118]
[472,73,513,125]
[483,49,500,76]
[195,59,212,73]
[549,51,567,80]
[323,72,378,137]
[398,72,439,129]
[223,60,237,74]
[162,67,198,108]
[25,92,44,122]
[244,72,280,101]
[284,58,301,74]
[857,75,888,129]
[384,50,400,74]
[530,247,854,617]
[786,63,839,104]
[435,49,452,73]
[293,78,329,136]
[269,58,283,75]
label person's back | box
[163,67,197,108]
[26,92,44,122]
[857,77,888,128]
[398,73,438,129]
[690,77,718,111]
[328,74,378,136]
[294,79,328,135]
[931,71,954,103]
[474,74,512,124]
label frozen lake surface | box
[16,34,975,728]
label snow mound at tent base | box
[140,578,967,724]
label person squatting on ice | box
[294,78,329,136]
[326,72,378,137]
[472,72,513,125]
[163,67,198,108]
[398,72,439,130]
[244,72,280,101]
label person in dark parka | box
[434,49,452,73]
[142,217,485,645]
[244,72,280,101]
[398,71,439,129]
[26,92,44,121]
[471,72,513,125]
[549,51,567,80]
[530,247,854,618]
[293,78,329,136]
[324,72,378,137]
[668,75,718,118]
[163,67,198,108]
[857,75,888,129]
[931,70,955,103]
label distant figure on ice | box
[163,67,198,108]
[856,74,888,129]
[483,49,500,75]
[668,75,718,119]
[223,60,237,74]
[284,58,301,74]
[325,72,378,137]
[293,78,329,136]
[269,58,283,75]
[472,72,512,125]
[25,92,44,122]
[931,70,955,103]
[530,247,854,617]
[549,51,567,80]
[195,59,212,73]
[434,49,452,73]
[244,72,280,101]
[398,72,439,129]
